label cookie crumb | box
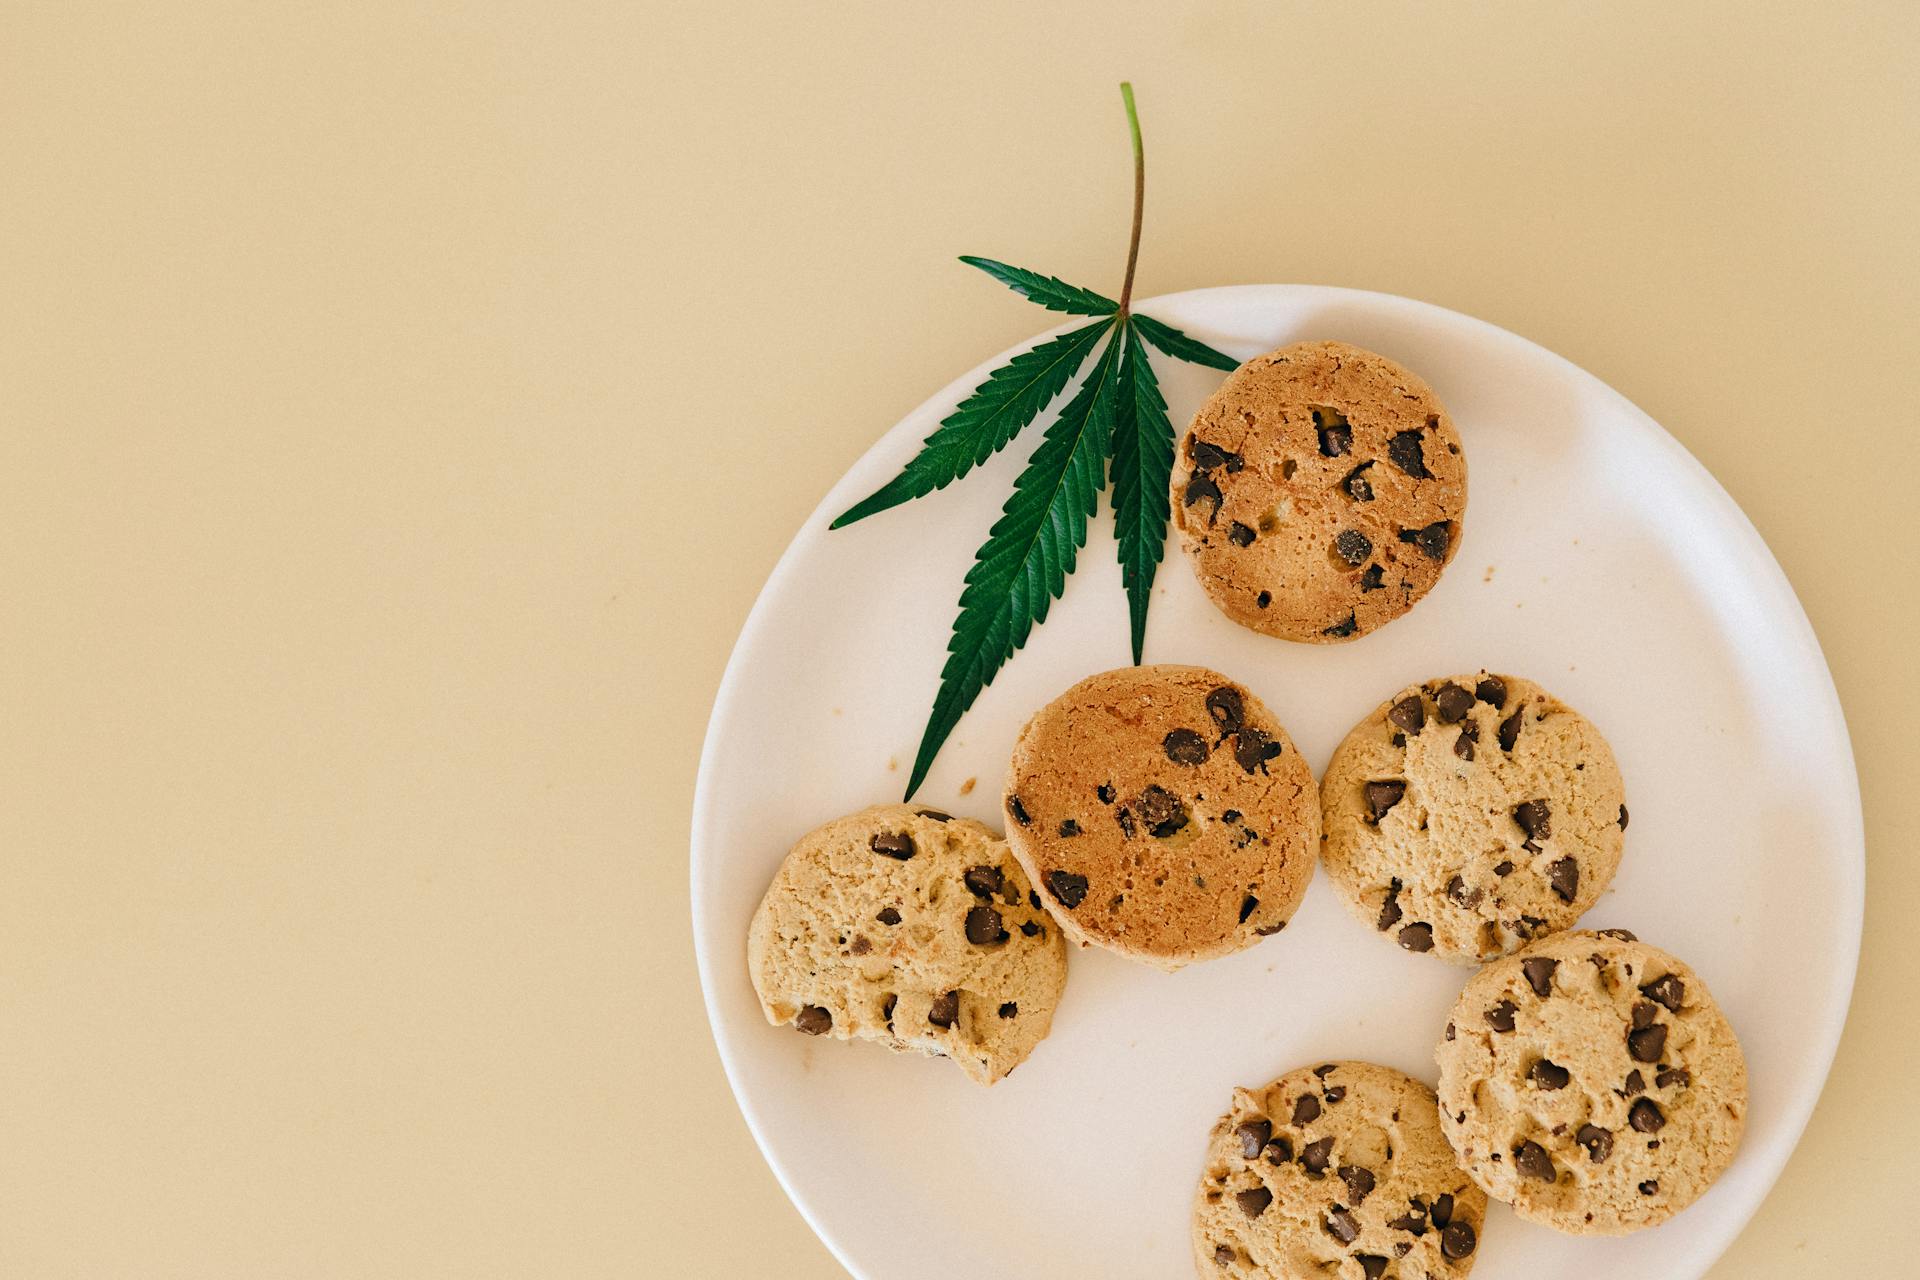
[958,776,977,795]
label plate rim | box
[689,282,1866,1279]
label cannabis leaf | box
[831,82,1245,799]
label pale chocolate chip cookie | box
[1170,340,1466,643]
[1435,929,1747,1234]
[747,804,1068,1085]
[1194,1061,1489,1277]
[1320,673,1625,962]
[1003,665,1318,969]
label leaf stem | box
[1118,81,1145,314]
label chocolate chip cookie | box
[1320,673,1625,963]
[746,803,1068,1086]
[1169,340,1466,643]
[1194,1060,1489,1278]
[1003,665,1317,969]
[1434,930,1748,1234]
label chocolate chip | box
[1433,683,1474,723]
[1641,973,1685,1012]
[1445,1021,1455,1041]
[1359,563,1385,592]
[1512,799,1551,842]
[1397,922,1434,952]
[1376,880,1403,931]
[1498,707,1523,752]
[794,1005,832,1035]
[1388,695,1426,734]
[1390,521,1443,560]
[1228,521,1257,547]
[1629,1023,1668,1063]
[1514,1140,1555,1182]
[1493,859,1514,876]
[876,907,901,926]
[1356,1255,1389,1279]
[1530,1058,1571,1090]
[1365,780,1406,821]
[1485,999,1518,1033]
[1453,724,1478,760]
[1254,921,1286,936]
[849,935,871,956]
[1622,1069,1646,1095]
[869,831,915,860]
[1136,784,1188,836]
[997,1001,1018,1019]
[1222,808,1242,823]
[1233,727,1284,774]
[1335,529,1372,566]
[1630,1098,1666,1133]
[1324,1207,1360,1244]
[1183,471,1223,521]
[1006,796,1031,826]
[1213,1244,1235,1266]
[1045,870,1088,908]
[1576,1124,1614,1162]
[1190,438,1239,472]
[1446,875,1482,908]
[1239,895,1259,924]
[1387,1212,1427,1236]
[881,993,896,1025]
[1153,728,1213,772]
[963,866,1003,897]
[1656,1066,1691,1089]
[1340,1165,1376,1204]
[1315,409,1352,457]
[1522,956,1558,997]
[1323,1086,1347,1104]
[1255,590,1271,608]
[1322,613,1359,638]
[1597,927,1638,942]
[1619,803,1630,830]
[1096,782,1116,804]
[1548,857,1579,903]
[1639,1180,1659,1196]
[1205,686,1246,737]
[1291,1094,1321,1126]
[1429,1193,1454,1228]
[1028,890,1041,910]
[1388,430,1430,478]
[1019,921,1040,937]
[1114,808,1135,839]
[927,991,959,1029]
[1472,677,1507,710]
[1235,1118,1272,1160]
[1342,461,1375,501]
[1441,1220,1477,1259]
[916,808,952,822]
[964,905,1007,946]
[1235,1187,1272,1219]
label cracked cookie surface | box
[1193,1060,1488,1279]
[1321,673,1625,963]
[1169,340,1466,643]
[747,804,1068,1086]
[1003,665,1317,969]
[1435,929,1747,1234]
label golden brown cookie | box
[1434,929,1748,1234]
[1193,1060,1489,1278]
[1320,673,1626,963]
[1002,665,1317,969]
[746,804,1068,1086]
[1170,340,1466,643]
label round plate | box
[691,286,1862,1279]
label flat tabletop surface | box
[2,3,1914,1276]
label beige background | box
[2,2,1915,1275]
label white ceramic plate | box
[691,286,1862,1280]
